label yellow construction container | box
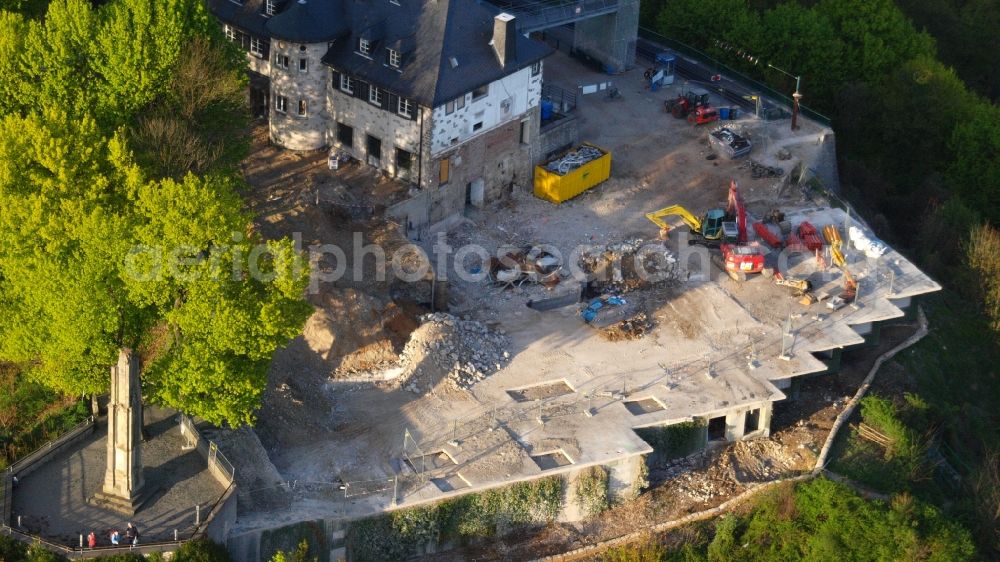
[534,143,612,204]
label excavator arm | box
[645,205,703,236]
[726,180,748,244]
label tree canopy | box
[0,0,310,426]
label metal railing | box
[6,416,95,477]
[542,83,578,113]
[179,415,235,486]
[490,0,622,33]
[636,27,832,127]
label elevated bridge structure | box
[486,0,638,72]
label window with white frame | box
[531,61,541,76]
[369,86,384,106]
[359,38,371,55]
[398,97,413,118]
[250,36,264,57]
[388,49,401,68]
[275,95,288,113]
[445,100,454,114]
[456,95,465,110]
[472,84,488,100]
[340,74,355,93]
[297,99,307,117]
[275,53,289,69]
[298,58,307,72]
[265,0,276,16]
[223,24,236,42]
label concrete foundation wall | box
[327,89,425,183]
[204,486,238,545]
[722,400,772,441]
[572,0,639,72]
[269,41,329,150]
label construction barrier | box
[534,143,611,204]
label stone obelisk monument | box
[92,348,145,514]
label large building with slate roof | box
[209,0,553,231]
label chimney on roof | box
[492,13,517,69]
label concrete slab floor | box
[11,406,227,547]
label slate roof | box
[207,0,552,107]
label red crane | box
[718,180,764,281]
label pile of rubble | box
[579,238,680,294]
[401,313,511,391]
[543,145,605,175]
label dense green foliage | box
[0,0,310,426]
[345,476,564,560]
[0,363,90,468]
[269,540,316,562]
[260,521,328,562]
[605,479,975,561]
[574,465,611,517]
[173,539,236,562]
[894,0,1000,100]
[832,294,1000,550]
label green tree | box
[15,0,99,118]
[173,539,235,562]
[816,0,935,85]
[948,104,1000,224]
[0,109,310,426]
[754,3,845,110]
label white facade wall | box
[429,63,542,155]
[268,41,329,150]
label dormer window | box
[369,86,384,106]
[359,38,371,56]
[388,49,401,68]
[265,0,276,16]
[398,97,413,118]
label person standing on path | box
[87,531,97,549]
[125,522,140,545]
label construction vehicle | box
[645,181,765,282]
[688,105,720,126]
[664,88,711,119]
[645,205,726,241]
[717,180,765,281]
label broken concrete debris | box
[416,313,511,390]
[339,312,511,392]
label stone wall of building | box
[269,41,329,150]
[326,88,425,183]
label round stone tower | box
[265,0,343,150]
